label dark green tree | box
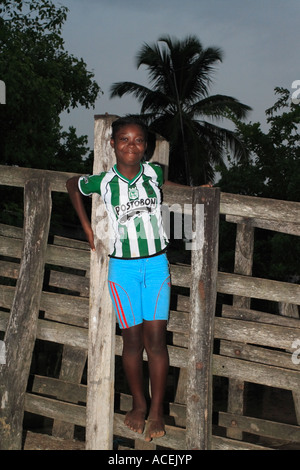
[0,0,101,170]
[110,35,251,185]
[217,87,300,282]
[218,87,300,202]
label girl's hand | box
[85,226,96,252]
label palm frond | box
[109,81,152,103]
[189,94,252,120]
[109,35,252,185]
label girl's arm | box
[66,176,95,251]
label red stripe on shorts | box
[109,281,129,329]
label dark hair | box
[111,115,148,140]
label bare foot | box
[124,409,146,434]
[144,416,165,442]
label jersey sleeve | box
[78,174,104,196]
[148,163,164,187]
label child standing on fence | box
[66,116,174,442]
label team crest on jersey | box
[128,185,139,200]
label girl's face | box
[110,124,147,169]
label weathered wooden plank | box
[186,187,220,450]
[215,317,300,351]
[24,395,187,450]
[46,244,89,271]
[222,305,300,329]
[86,115,116,450]
[226,214,300,236]
[49,270,89,297]
[113,412,186,450]
[169,264,191,288]
[0,260,89,297]
[219,412,300,443]
[31,375,86,403]
[167,310,189,334]
[0,260,19,279]
[52,235,89,251]
[220,340,300,371]
[0,165,76,193]
[37,318,88,349]
[218,272,300,305]
[52,345,87,439]
[1,165,300,223]
[220,192,300,224]
[24,393,86,427]
[0,178,52,450]
[42,291,89,327]
[213,355,300,392]
[0,310,188,368]
[0,311,89,348]
[0,235,22,258]
[212,435,272,450]
[0,223,23,239]
[2,235,299,306]
[0,235,90,270]
[23,431,85,450]
[0,286,89,327]
[0,223,89,251]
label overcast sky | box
[58,0,300,148]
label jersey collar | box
[113,163,144,185]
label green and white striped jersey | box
[78,162,168,259]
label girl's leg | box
[122,323,147,434]
[143,320,169,441]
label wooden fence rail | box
[0,115,299,451]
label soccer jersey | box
[78,162,168,259]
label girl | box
[66,116,172,442]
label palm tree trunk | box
[172,71,192,186]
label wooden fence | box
[0,115,300,450]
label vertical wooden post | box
[227,222,254,440]
[0,177,51,450]
[279,302,300,425]
[186,186,220,450]
[86,115,117,450]
[52,346,87,439]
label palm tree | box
[110,35,252,185]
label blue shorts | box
[108,253,171,329]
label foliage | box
[218,88,300,282]
[0,0,101,231]
[218,87,300,201]
[0,0,101,170]
[110,35,251,185]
